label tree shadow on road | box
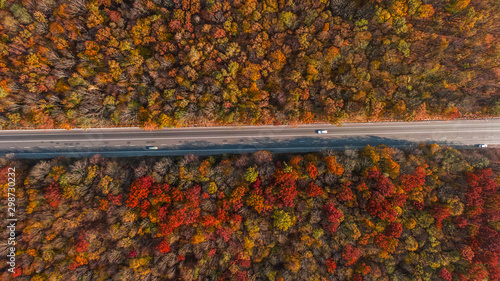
[2,135,476,159]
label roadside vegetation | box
[1,144,499,280]
[0,0,499,129]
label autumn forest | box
[1,0,500,280]
[0,0,499,129]
[0,144,499,280]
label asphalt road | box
[0,119,498,158]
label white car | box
[147,146,158,150]
[316,130,328,134]
[478,144,488,148]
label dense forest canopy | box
[0,0,499,129]
[1,145,499,280]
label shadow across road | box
[0,135,478,159]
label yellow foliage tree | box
[362,145,380,164]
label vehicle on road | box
[146,146,158,150]
[316,130,328,134]
[478,144,488,148]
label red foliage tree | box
[170,187,184,202]
[126,175,154,208]
[323,203,342,221]
[185,185,202,209]
[357,262,371,276]
[202,215,218,228]
[75,233,89,252]
[375,234,388,250]
[366,199,382,218]
[307,162,318,180]
[367,166,382,179]
[140,200,150,218]
[156,238,170,253]
[432,205,452,229]
[326,258,337,273]
[390,192,407,207]
[465,169,497,208]
[337,182,354,202]
[476,251,498,267]
[323,202,343,234]
[99,199,108,211]
[12,267,22,278]
[280,184,298,207]
[216,226,233,242]
[468,263,489,281]
[488,265,500,281]
[236,253,251,268]
[485,209,500,225]
[469,236,481,250]
[158,206,187,236]
[384,222,403,238]
[69,261,80,270]
[108,193,123,205]
[307,182,323,198]
[235,271,248,281]
[45,182,62,208]
[357,182,369,192]
[342,244,361,266]
[366,197,397,221]
[460,245,475,261]
[272,170,298,208]
[367,166,394,197]
[375,176,395,197]
[208,248,216,257]
[466,179,484,208]
[252,177,261,189]
[438,268,452,281]
[169,20,182,32]
[412,200,424,210]
[479,226,500,254]
[184,208,200,225]
[400,166,426,192]
[476,168,497,196]
[217,206,229,224]
[454,216,468,228]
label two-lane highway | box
[0,119,498,158]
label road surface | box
[0,119,498,158]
